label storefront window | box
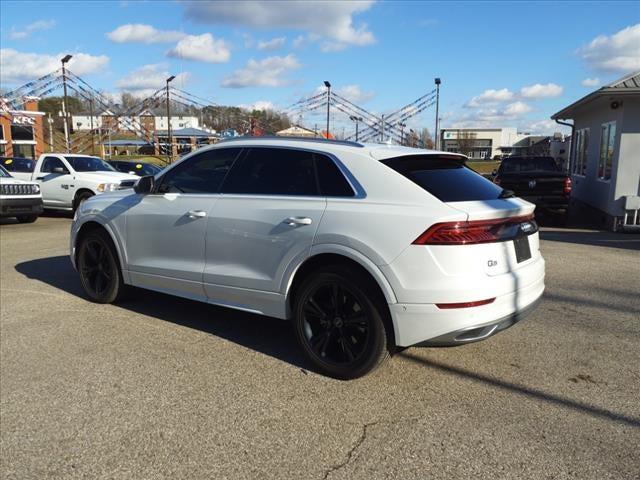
[10,125,35,141]
[12,144,35,159]
[572,128,589,176]
[598,121,616,180]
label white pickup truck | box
[5,154,138,212]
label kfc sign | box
[12,115,36,126]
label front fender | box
[70,203,130,283]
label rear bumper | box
[0,196,43,217]
[388,268,545,347]
[414,296,541,347]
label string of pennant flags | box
[2,65,439,149]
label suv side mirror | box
[134,175,155,194]
[52,166,69,174]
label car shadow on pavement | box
[15,255,313,372]
[398,352,640,428]
[539,228,640,251]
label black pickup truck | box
[492,156,572,215]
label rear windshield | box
[381,155,504,202]
[2,157,35,173]
[500,157,559,173]
[67,156,116,172]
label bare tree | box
[455,130,477,156]
[420,128,435,149]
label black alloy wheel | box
[77,230,123,303]
[294,267,388,379]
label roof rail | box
[217,135,364,148]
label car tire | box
[77,229,125,304]
[293,266,389,379]
[73,191,94,213]
[16,215,38,223]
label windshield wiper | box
[499,189,515,199]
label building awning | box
[552,71,640,120]
[101,139,152,147]
[155,127,219,138]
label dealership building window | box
[572,128,589,176]
[598,121,616,181]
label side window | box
[315,154,354,197]
[572,128,589,176]
[221,147,317,196]
[7,158,35,172]
[157,148,241,194]
[41,157,65,173]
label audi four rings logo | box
[528,180,537,188]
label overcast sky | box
[1,1,639,135]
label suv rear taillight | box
[413,214,537,245]
[563,176,572,196]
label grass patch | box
[467,161,499,174]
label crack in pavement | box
[321,420,380,480]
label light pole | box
[324,80,331,139]
[398,122,406,145]
[166,75,176,162]
[349,115,362,141]
[381,114,385,142]
[61,54,72,153]
[434,77,441,150]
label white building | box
[551,71,640,231]
[440,128,523,159]
[71,112,199,132]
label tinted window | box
[10,125,34,141]
[382,155,503,202]
[0,165,10,177]
[109,161,125,172]
[500,157,559,173]
[222,148,317,196]
[2,157,35,173]
[41,157,66,173]
[66,156,116,172]
[315,154,354,197]
[158,148,241,194]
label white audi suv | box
[70,138,545,379]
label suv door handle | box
[187,210,207,219]
[284,216,312,226]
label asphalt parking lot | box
[1,215,639,479]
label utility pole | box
[434,77,441,150]
[89,97,95,155]
[47,114,54,152]
[349,115,362,142]
[398,122,406,145]
[166,75,176,162]
[381,114,385,142]
[324,80,331,138]
[61,54,73,153]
